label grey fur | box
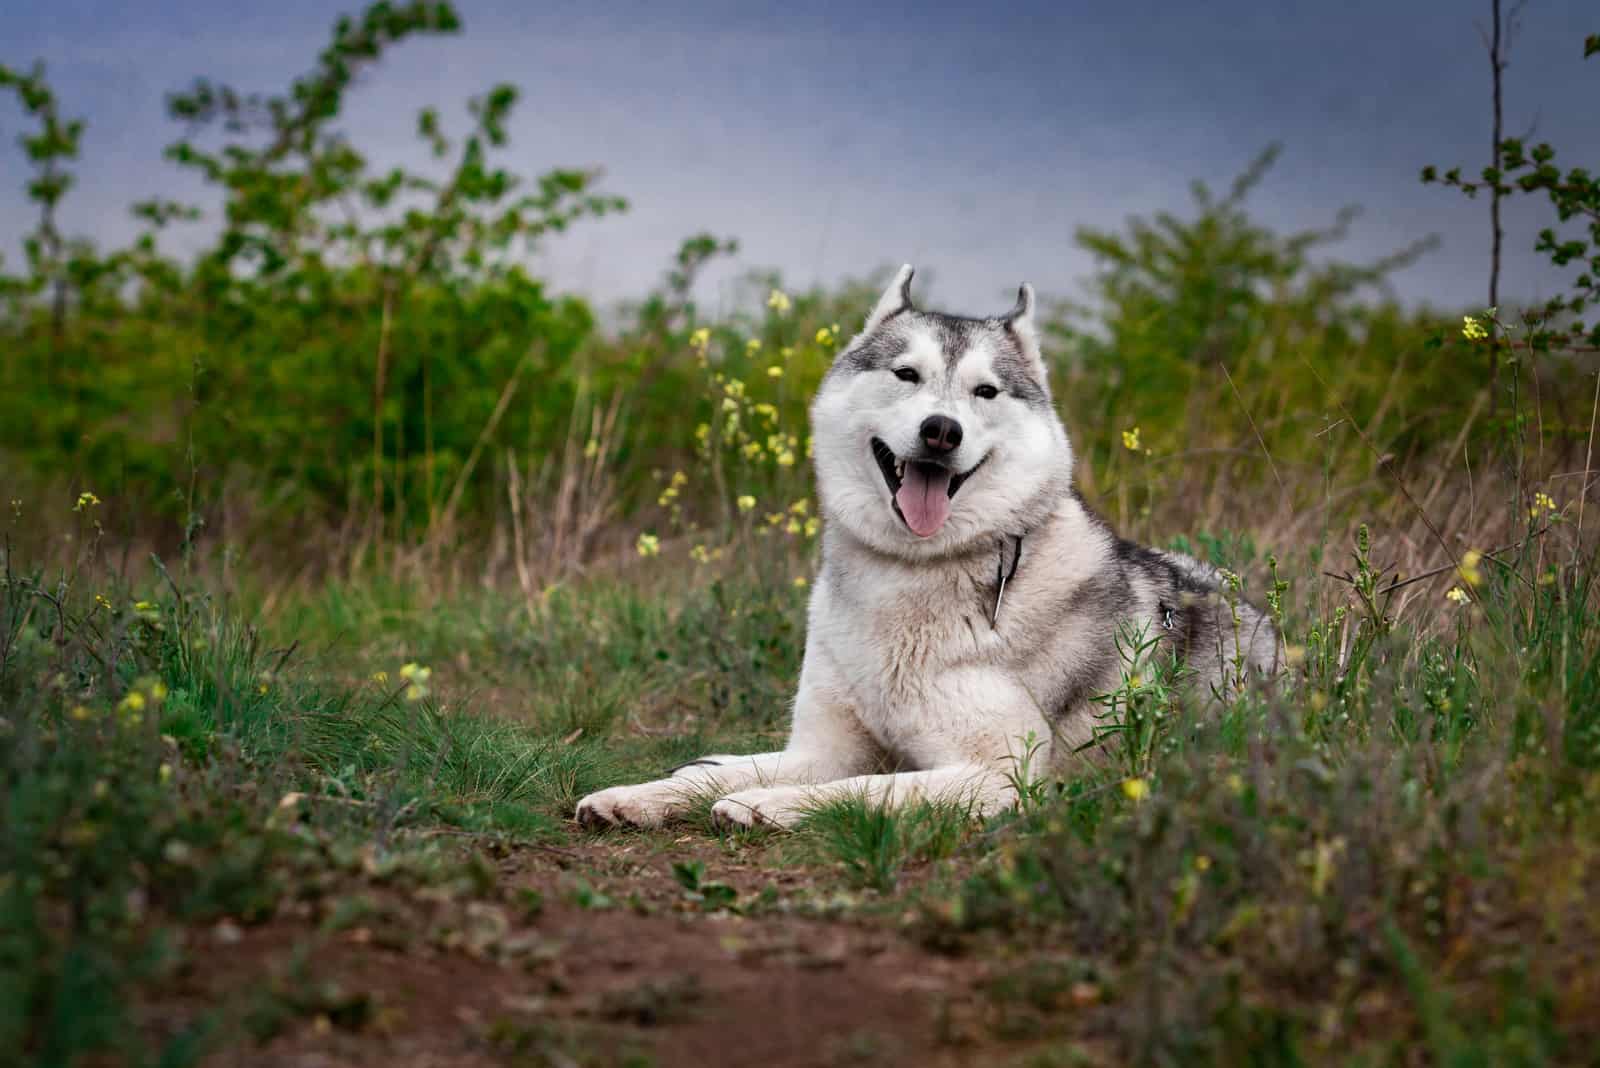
[574,268,1280,831]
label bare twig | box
[1220,360,1286,500]
[1580,371,1599,554]
[436,343,541,534]
[1321,525,1548,596]
[1300,358,1458,569]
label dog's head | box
[810,265,1073,559]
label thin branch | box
[1220,360,1287,500]
[1300,357,1458,569]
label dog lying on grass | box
[577,266,1278,829]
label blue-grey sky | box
[2,1,1595,319]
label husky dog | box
[576,266,1278,830]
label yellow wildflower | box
[752,402,778,422]
[690,544,711,564]
[636,532,661,557]
[789,499,809,515]
[689,326,711,352]
[70,705,92,721]
[74,491,101,512]
[1530,491,1556,518]
[95,594,111,610]
[694,422,710,443]
[399,663,432,683]
[793,576,808,589]
[583,438,600,459]
[815,326,835,346]
[159,763,173,785]
[721,397,739,413]
[149,681,167,701]
[1446,586,1470,605]
[373,671,389,684]
[767,365,783,378]
[776,450,796,467]
[119,691,146,713]
[785,518,802,535]
[742,441,763,459]
[1462,315,1487,341]
[404,684,426,702]
[1121,777,1150,802]
[1458,549,1483,587]
[737,494,757,513]
[803,517,819,538]
[1121,427,1141,452]
[767,288,791,314]
[746,338,762,353]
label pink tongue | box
[896,463,953,537]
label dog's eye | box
[973,384,1000,400]
[893,367,920,384]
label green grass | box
[797,796,973,893]
[0,543,792,1064]
[906,533,1600,1064]
[5,499,1600,1064]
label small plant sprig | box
[1003,729,1054,815]
[1348,523,1392,638]
[1083,620,1184,779]
[670,859,738,912]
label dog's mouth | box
[871,437,985,538]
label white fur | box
[575,267,1275,831]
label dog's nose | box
[920,414,963,454]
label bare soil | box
[141,837,1105,1068]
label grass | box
[7,483,1599,1066]
[797,796,973,893]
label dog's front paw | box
[574,782,688,829]
[710,786,809,831]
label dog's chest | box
[821,562,1002,714]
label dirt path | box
[154,838,1100,1068]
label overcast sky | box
[2,1,1595,319]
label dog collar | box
[990,534,1025,627]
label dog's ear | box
[1001,282,1045,361]
[861,264,915,336]
[1000,283,1036,344]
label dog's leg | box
[710,763,1018,830]
[576,749,852,828]
[712,670,1055,830]
[574,654,872,828]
